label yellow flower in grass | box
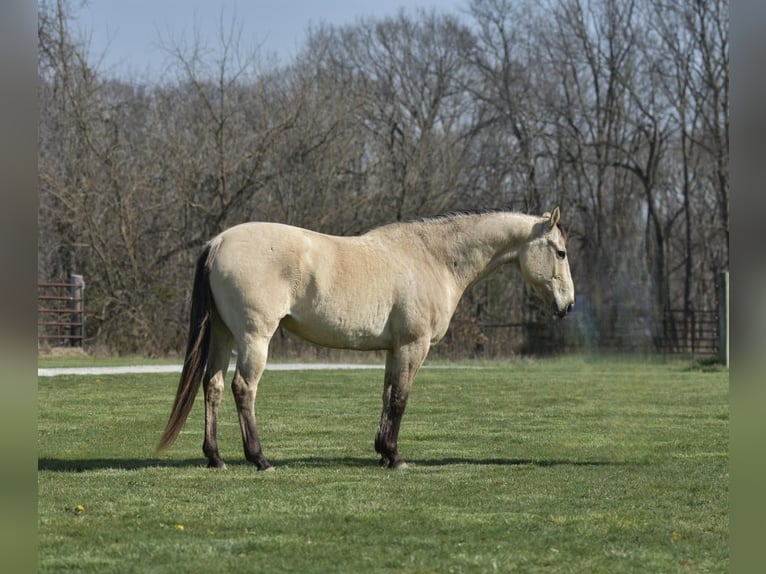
[176,524,185,531]
[74,504,85,514]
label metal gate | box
[37,274,85,347]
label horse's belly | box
[279,310,392,351]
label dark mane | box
[414,208,514,225]
[421,209,569,242]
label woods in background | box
[37,0,728,357]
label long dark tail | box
[157,242,215,452]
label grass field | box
[38,358,728,573]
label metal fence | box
[444,307,722,358]
[659,309,719,356]
[37,274,85,348]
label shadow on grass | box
[272,456,629,468]
[37,456,379,472]
[38,457,208,472]
[409,457,628,467]
[39,455,630,472]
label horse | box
[157,208,575,470]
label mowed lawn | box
[38,358,728,573]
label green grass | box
[38,358,728,573]
[37,354,183,369]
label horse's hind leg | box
[232,335,273,471]
[203,322,234,469]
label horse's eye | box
[556,250,566,260]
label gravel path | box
[37,363,386,377]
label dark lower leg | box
[239,413,272,471]
[232,370,272,471]
[375,404,407,469]
[374,361,410,469]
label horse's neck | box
[431,213,539,292]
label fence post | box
[690,309,696,355]
[718,271,728,366]
[70,274,85,347]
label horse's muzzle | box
[555,302,574,318]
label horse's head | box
[517,207,575,318]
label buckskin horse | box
[157,208,574,470]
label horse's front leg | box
[375,338,430,469]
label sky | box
[75,0,464,81]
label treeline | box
[38,0,728,357]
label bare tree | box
[305,11,480,223]
[466,0,549,210]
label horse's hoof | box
[207,460,227,469]
[379,456,408,470]
[259,465,275,473]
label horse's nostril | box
[567,302,574,313]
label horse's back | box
[207,223,382,342]
[208,221,457,350]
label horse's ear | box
[548,206,560,229]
